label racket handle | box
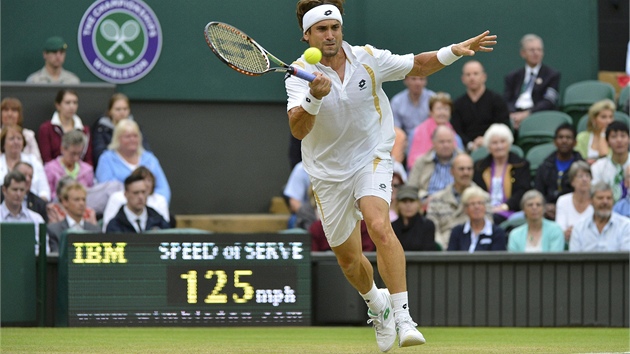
[289,66,316,82]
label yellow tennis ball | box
[304,47,322,64]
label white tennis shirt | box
[286,41,414,182]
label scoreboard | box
[57,232,311,327]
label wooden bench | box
[175,214,290,233]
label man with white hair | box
[287,0,497,350]
[504,34,560,129]
[570,182,630,252]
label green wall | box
[2,0,598,102]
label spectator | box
[46,176,97,225]
[0,171,48,255]
[591,121,630,202]
[391,185,437,251]
[38,89,93,165]
[47,182,99,253]
[575,99,616,164]
[96,119,170,203]
[106,173,170,233]
[613,165,630,217]
[508,190,565,252]
[0,162,49,223]
[451,60,510,152]
[1,97,41,162]
[92,93,150,166]
[534,123,583,219]
[427,154,491,249]
[0,126,50,201]
[447,185,506,252]
[102,167,170,231]
[473,123,531,223]
[26,36,80,84]
[555,161,594,244]
[504,34,560,129]
[283,162,315,229]
[389,162,407,222]
[570,182,630,252]
[407,125,461,204]
[391,75,436,148]
[44,130,94,200]
[407,92,464,170]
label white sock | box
[390,291,410,318]
[360,283,386,314]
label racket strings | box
[207,24,269,75]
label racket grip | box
[289,66,316,82]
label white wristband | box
[301,92,322,116]
[437,44,462,66]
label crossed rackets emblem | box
[100,19,140,60]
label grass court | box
[2,326,629,353]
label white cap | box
[302,4,343,34]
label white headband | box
[302,4,343,34]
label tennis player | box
[285,0,496,351]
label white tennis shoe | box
[396,314,426,347]
[366,289,396,352]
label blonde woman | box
[95,119,170,203]
[575,99,615,164]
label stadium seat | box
[499,217,526,234]
[516,111,572,155]
[561,80,616,125]
[618,85,629,113]
[471,145,524,162]
[576,111,630,133]
[525,142,556,179]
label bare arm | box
[407,30,497,77]
[288,72,331,140]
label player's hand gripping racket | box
[204,21,316,82]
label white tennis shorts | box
[311,158,393,248]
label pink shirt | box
[44,157,94,200]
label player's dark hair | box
[296,0,345,33]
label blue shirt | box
[569,212,630,252]
[613,197,630,217]
[427,155,454,195]
[95,150,171,203]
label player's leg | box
[360,195,426,348]
[311,176,395,352]
[330,221,374,293]
[331,224,396,352]
[357,160,426,348]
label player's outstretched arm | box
[408,30,497,77]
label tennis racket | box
[204,21,316,82]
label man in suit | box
[504,34,560,129]
[0,162,49,223]
[106,173,170,233]
[47,181,99,253]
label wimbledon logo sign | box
[78,0,162,84]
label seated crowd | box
[0,91,173,254]
[3,33,630,256]
[285,33,630,253]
